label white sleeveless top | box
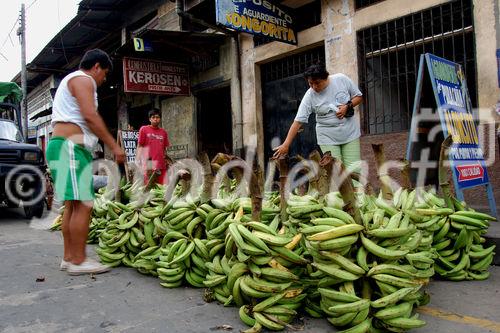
[51,70,99,150]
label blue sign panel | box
[496,49,500,88]
[425,53,489,189]
[215,0,297,45]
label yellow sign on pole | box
[133,38,144,52]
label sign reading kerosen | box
[123,57,190,96]
[216,0,297,45]
[426,54,489,189]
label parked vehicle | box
[0,118,46,218]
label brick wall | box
[359,126,500,213]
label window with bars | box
[261,45,325,83]
[357,0,477,135]
[355,0,386,10]
[254,0,322,47]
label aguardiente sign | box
[216,0,297,45]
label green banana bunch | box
[429,199,496,281]
[50,213,63,231]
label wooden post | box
[319,152,334,196]
[250,160,264,221]
[309,150,321,195]
[399,159,412,190]
[372,143,393,200]
[331,157,362,225]
[438,135,454,209]
[199,152,214,203]
[277,157,288,222]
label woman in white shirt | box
[273,63,364,176]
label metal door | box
[261,46,325,160]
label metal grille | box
[357,0,476,135]
[261,45,325,83]
[0,150,20,163]
[355,0,385,10]
[254,0,321,47]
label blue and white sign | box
[215,0,297,45]
[425,54,489,190]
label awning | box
[0,82,22,103]
[114,29,227,62]
[30,108,52,121]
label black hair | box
[148,108,161,118]
[79,49,113,71]
[303,62,329,80]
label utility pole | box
[18,3,28,141]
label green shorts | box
[46,137,94,201]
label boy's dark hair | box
[79,49,113,71]
[148,108,161,118]
[303,62,329,80]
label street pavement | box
[0,208,499,333]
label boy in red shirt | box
[136,109,170,185]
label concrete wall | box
[144,1,238,159]
[161,95,196,159]
[157,1,180,30]
[473,0,499,110]
[191,40,233,87]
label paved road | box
[0,208,499,333]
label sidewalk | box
[0,209,499,333]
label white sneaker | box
[67,258,110,276]
[60,259,70,271]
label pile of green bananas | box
[49,212,63,231]
[51,173,496,333]
[49,187,116,238]
[291,191,432,333]
[203,217,308,332]
[407,190,497,281]
[95,190,168,271]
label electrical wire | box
[57,0,69,64]
[27,0,40,10]
[0,18,21,60]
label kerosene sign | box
[123,57,190,96]
[216,0,297,45]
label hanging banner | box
[123,57,190,96]
[215,0,297,45]
[425,53,488,189]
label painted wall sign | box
[123,57,190,96]
[167,144,188,159]
[120,130,139,163]
[215,0,297,45]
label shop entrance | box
[128,103,152,131]
[261,45,325,160]
[196,86,232,159]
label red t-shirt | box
[138,125,170,170]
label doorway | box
[261,45,325,160]
[196,86,232,159]
[128,103,153,131]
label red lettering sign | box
[123,57,190,96]
[456,163,485,182]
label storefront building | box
[16,0,499,208]
[236,0,499,209]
